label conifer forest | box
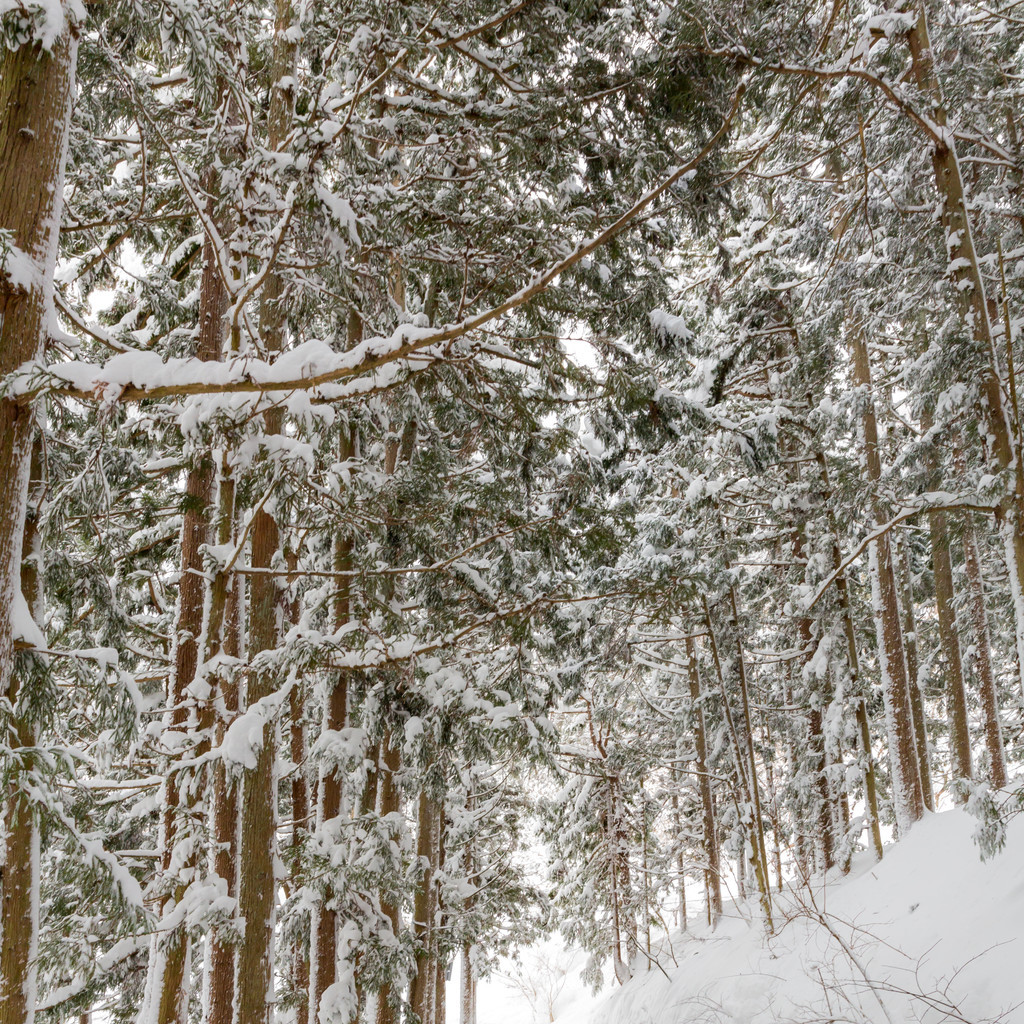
[5,2,1024,1023]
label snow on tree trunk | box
[851,329,924,834]
[0,438,44,1024]
[0,0,77,785]
[904,4,1024,701]
[0,14,77,1024]
[685,636,721,923]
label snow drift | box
[552,808,1024,1024]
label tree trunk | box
[896,533,934,811]
[684,637,721,923]
[312,430,355,1023]
[0,8,77,728]
[701,599,772,927]
[850,330,925,833]
[816,452,884,860]
[374,728,402,1024]
[0,438,45,1024]
[233,4,296,1021]
[960,511,1009,789]
[150,182,226,1024]
[0,37,76,1021]
[920,413,973,791]
[459,942,475,1024]
[904,6,1024,697]
[410,791,438,1023]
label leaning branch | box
[18,83,746,407]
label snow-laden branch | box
[804,492,997,613]
[14,83,746,407]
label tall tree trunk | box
[960,510,1009,789]
[233,4,297,1022]
[459,941,475,1024]
[896,533,934,811]
[684,637,721,923]
[0,36,76,1021]
[0,6,77,721]
[904,6,1024,697]
[374,728,402,1024]
[150,182,226,1024]
[0,438,45,1024]
[816,452,884,860]
[850,330,925,833]
[205,552,240,1024]
[410,791,438,1023]
[920,414,973,791]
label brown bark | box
[153,186,226,1024]
[960,512,1009,789]
[850,330,924,832]
[205,417,240,1024]
[919,413,973,791]
[905,6,1024,693]
[0,9,77,851]
[233,4,297,1021]
[410,790,439,1023]
[0,438,44,1024]
[896,534,934,811]
[684,637,721,922]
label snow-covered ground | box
[469,807,1024,1024]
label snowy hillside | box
[526,809,1024,1024]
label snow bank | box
[563,808,1024,1024]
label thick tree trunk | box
[850,330,925,833]
[233,4,296,1022]
[0,438,45,1024]
[0,5,77,688]
[0,47,78,1015]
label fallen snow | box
[546,808,1024,1024]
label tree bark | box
[850,329,925,833]
[151,184,225,1024]
[0,42,78,973]
[904,6,1024,698]
[684,637,721,923]
[815,452,884,860]
[896,533,934,811]
[410,790,439,1024]
[233,4,296,1022]
[920,413,973,791]
[0,438,45,1024]
[960,510,1009,789]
